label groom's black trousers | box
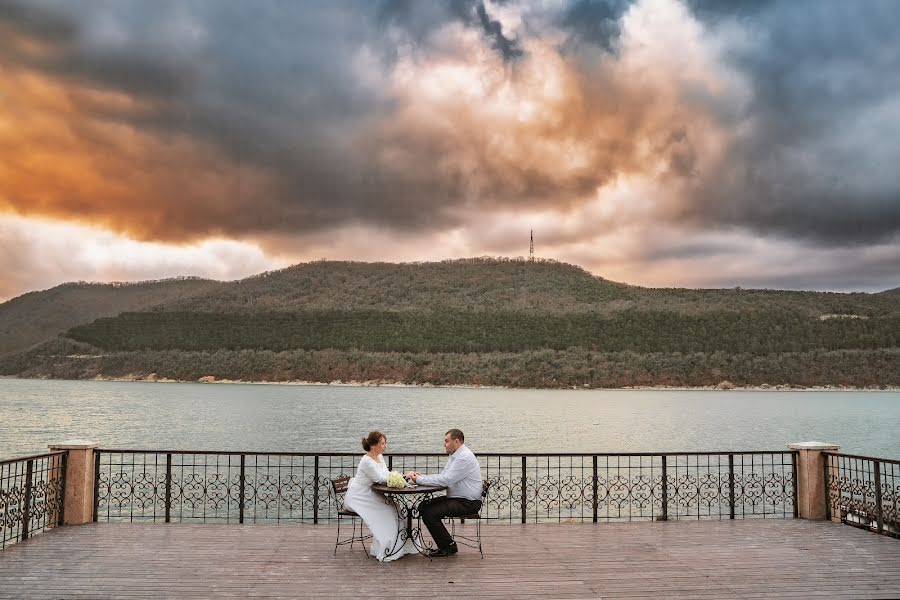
[418,496,482,550]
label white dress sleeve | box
[358,455,388,485]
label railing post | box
[48,441,99,525]
[58,453,67,527]
[793,451,800,519]
[873,461,883,535]
[660,455,668,522]
[238,454,246,524]
[46,452,68,529]
[521,456,527,524]
[788,441,840,520]
[313,456,320,524]
[164,453,172,523]
[592,455,598,523]
[728,454,736,520]
[92,451,100,522]
[21,459,33,540]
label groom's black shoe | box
[428,543,458,558]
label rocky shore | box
[81,373,900,391]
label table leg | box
[406,506,413,540]
[380,496,408,560]
[409,494,439,556]
[379,491,443,559]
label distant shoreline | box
[3,374,894,392]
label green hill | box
[1,258,898,388]
[0,277,221,356]
[158,258,633,313]
[146,258,900,317]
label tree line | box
[3,337,898,388]
[66,310,900,355]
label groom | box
[406,428,483,558]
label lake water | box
[1,378,898,460]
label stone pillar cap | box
[788,441,840,451]
[49,440,100,450]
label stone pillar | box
[48,440,99,526]
[788,441,840,521]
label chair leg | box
[350,518,356,550]
[477,519,483,559]
[334,515,341,556]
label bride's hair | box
[361,431,385,452]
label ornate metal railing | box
[93,450,796,524]
[0,452,67,549]
[824,452,900,539]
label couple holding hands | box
[343,428,482,561]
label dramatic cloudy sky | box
[2,0,899,301]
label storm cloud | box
[682,0,900,244]
[1,0,898,296]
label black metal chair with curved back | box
[331,475,371,556]
[448,479,492,559]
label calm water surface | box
[1,378,898,459]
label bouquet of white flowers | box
[386,471,407,489]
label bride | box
[343,431,416,561]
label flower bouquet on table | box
[387,471,408,488]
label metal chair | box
[448,479,492,559]
[331,476,370,556]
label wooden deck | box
[1,520,899,599]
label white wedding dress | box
[343,454,416,561]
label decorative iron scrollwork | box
[94,452,798,523]
[1,455,66,547]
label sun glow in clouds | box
[0,215,284,301]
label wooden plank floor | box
[1,520,899,599]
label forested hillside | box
[0,277,221,355]
[1,258,898,388]
[67,310,898,354]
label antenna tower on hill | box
[529,230,534,262]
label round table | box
[371,483,446,558]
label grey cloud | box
[559,0,631,53]
[0,1,192,98]
[637,239,742,262]
[679,0,900,245]
[0,0,75,40]
[685,0,775,21]
[475,1,523,61]
[719,245,900,294]
[376,0,523,62]
[376,0,475,37]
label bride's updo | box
[361,431,385,452]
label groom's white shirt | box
[416,444,482,501]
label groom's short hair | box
[445,428,464,442]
